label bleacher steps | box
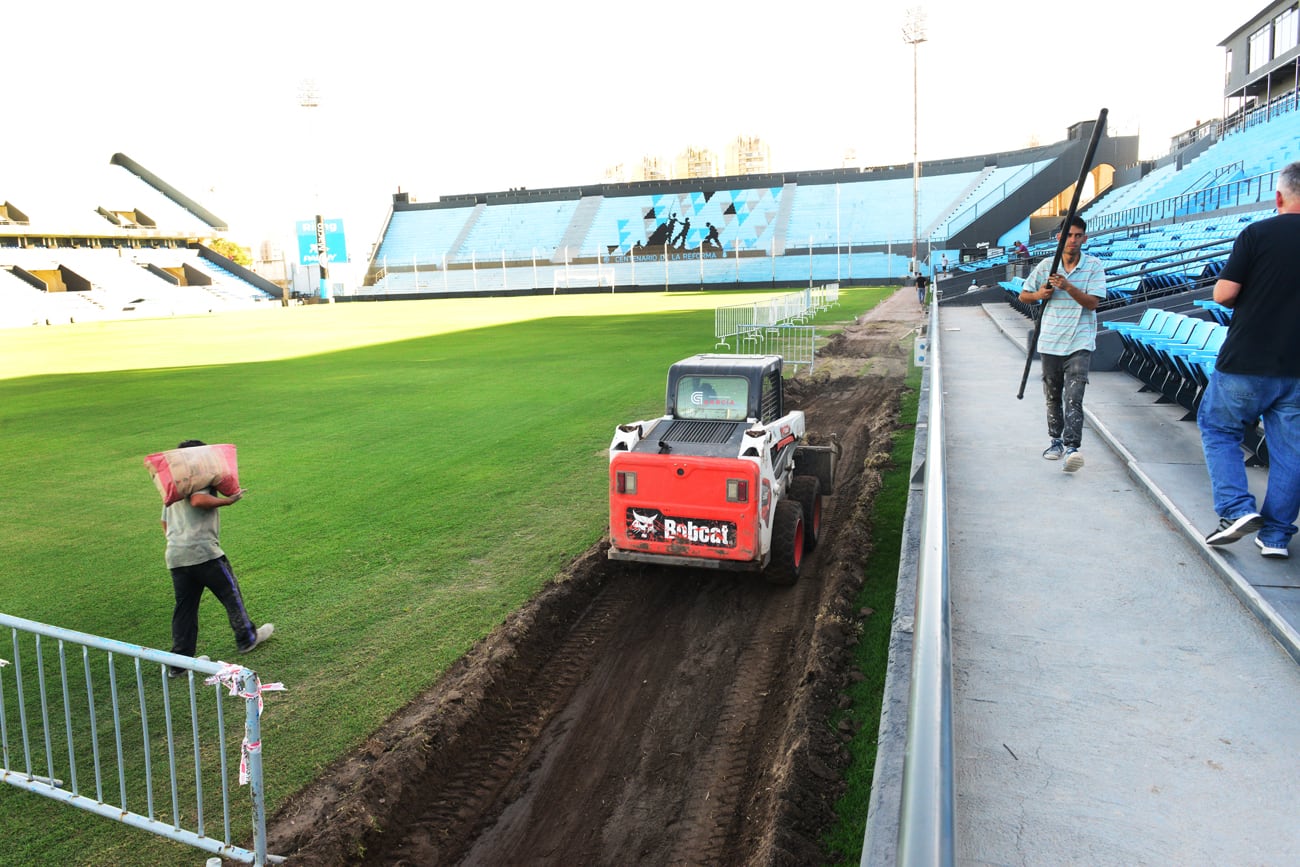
[770,182,797,256]
[924,166,995,239]
[444,203,486,263]
[557,195,604,263]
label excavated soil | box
[267,289,926,866]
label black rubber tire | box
[788,475,822,551]
[765,499,805,585]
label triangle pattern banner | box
[602,186,787,253]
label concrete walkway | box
[941,303,1300,866]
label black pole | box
[1016,108,1109,399]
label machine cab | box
[665,355,784,424]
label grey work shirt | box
[163,490,224,569]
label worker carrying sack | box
[144,443,241,506]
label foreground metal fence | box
[0,613,283,865]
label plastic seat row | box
[1192,297,1232,325]
[1105,308,1227,412]
[1105,305,1271,464]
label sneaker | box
[1255,537,1290,559]
[1205,513,1263,546]
[1063,448,1084,473]
[168,654,210,679]
[1042,440,1065,461]
[239,623,275,654]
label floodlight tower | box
[298,78,330,302]
[902,7,927,277]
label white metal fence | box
[733,324,819,371]
[711,283,839,371]
[0,613,284,865]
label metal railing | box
[895,299,955,865]
[933,162,1038,240]
[731,324,818,371]
[713,283,838,346]
[0,613,283,865]
[711,284,839,371]
[367,242,911,295]
[1089,168,1280,234]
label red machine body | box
[607,354,836,583]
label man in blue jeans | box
[1198,161,1300,558]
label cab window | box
[759,371,781,423]
[675,375,749,421]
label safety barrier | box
[860,300,954,866]
[0,613,283,865]
[731,324,818,371]
[711,283,838,371]
[895,300,955,864]
[713,283,839,347]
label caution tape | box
[204,662,287,785]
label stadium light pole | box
[903,7,927,278]
[299,78,330,303]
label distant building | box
[1220,1,1300,129]
[603,163,627,184]
[726,135,772,176]
[631,156,669,182]
[675,146,719,179]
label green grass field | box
[0,287,898,865]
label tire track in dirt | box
[376,580,649,865]
[662,579,811,866]
[267,288,924,866]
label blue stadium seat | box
[1116,310,1182,375]
[1193,298,1232,324]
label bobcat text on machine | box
[607,354,838,584]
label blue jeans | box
[1197,371,1300,546]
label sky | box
[3,1,1249,264]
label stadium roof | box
[1,153,225,239]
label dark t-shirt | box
[1215,212,1300,376]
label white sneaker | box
[239,623,275,654]
[1206,513,1263,546]
[1063,448,1084,473]
[1255,538,1289,559]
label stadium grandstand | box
[4,96,1294,319]
[358,128,1136,297]
[0,153,281,328]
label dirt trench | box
[266,289,925,866]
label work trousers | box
[170,555,257,657]
[1041,349,1092,449]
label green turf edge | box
[822,345,923,865]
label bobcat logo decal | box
[623,508,736,548]
[628,509,662,539]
